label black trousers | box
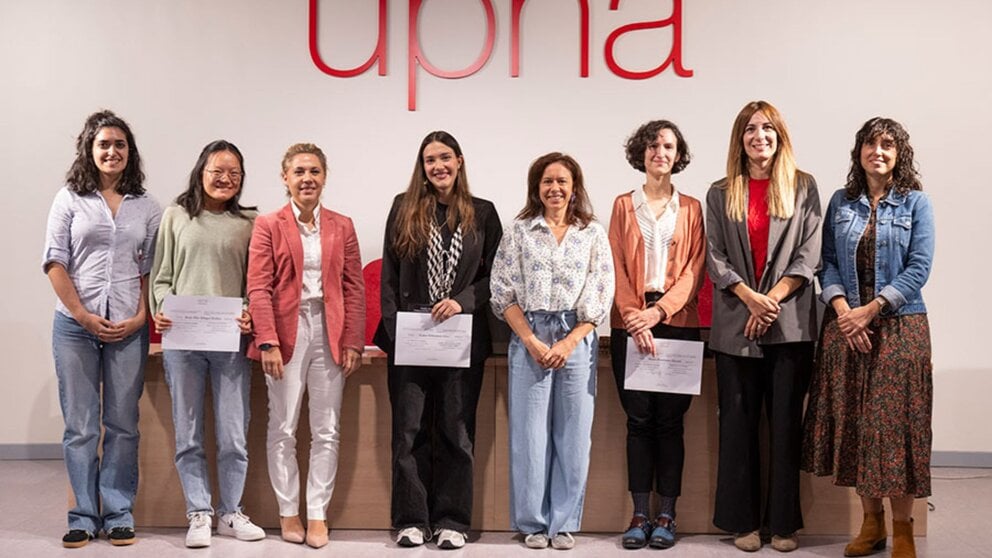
[712,342,813,536]
[610,324,699,497]
[387,362,485,532]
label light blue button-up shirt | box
[43,187,162,322]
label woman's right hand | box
[261,346,285,379]
[523,335,551,365]
[743,289,781,323]
[77,312,124,340]
[152,312,173,334]
[831,297,872,354]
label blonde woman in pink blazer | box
[246,143,365,548]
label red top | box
[747,178,770,285]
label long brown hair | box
[722,100,808,221]
[845,117,922,199]
[516,152,594,228]
[391,131,476,260]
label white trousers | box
[266,299,344,520]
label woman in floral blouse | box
[491,152,615,551]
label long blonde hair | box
[722,100,806,221]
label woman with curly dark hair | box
[802,118,934,558]
[607,120,706,549]
[43,110,161,548]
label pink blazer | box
[247,204,365,365]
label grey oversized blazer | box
[705,174,822,357]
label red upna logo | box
[309,0,693,111]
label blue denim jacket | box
[819,188,934,315]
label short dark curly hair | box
[623,120,691,174]
[845,117,922,199]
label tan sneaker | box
[734,530,762,552]
[772,533,799,552]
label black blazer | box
[373,194,503,367]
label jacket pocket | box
[893,216,913,247]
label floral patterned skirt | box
[801,308,933,498]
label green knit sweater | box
[149,205,257,316]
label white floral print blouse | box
[490,216,615,325]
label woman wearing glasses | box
[150,140,264,548]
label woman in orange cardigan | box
[607,120,706,550]
[247,143,366,548]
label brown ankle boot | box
[844,510,887,556]
[891,519,916,558]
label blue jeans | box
[508,310,597,537]
[163,342,251,516]
[52,311,148,533]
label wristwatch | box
[259,343,275,351]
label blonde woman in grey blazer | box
[705,101,821,553]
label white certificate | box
[623,337,705,395]
[160,295,243,352]
[394,311,472,368]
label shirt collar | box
[632,186,680,213]
[857,188,907,207]
[528,215,550,230]
[290,201,322,231]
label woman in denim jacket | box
[802,117,934,558]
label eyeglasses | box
[205,168,243,181]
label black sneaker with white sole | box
[62,529,94,548]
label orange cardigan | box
[608,191,706,329]
[246,204,366,365]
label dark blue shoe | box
[622,514,652,549]
[649,515,676,549]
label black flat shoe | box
[621,514,652,549]
[108,526,137,546]
[62,529,94,548]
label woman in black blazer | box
[374,131,502,550]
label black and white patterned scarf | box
[427,220,463,304]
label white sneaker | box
[435,528,466,549]
[217,511,266,541]
[396,526,425,547]
[185,512,212,548]
[524,532,550,549]
[551,532,576,550]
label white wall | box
[1,0,989,454]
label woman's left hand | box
[541,337,578,370]
[431,298,463,322]
[342,348,362,377]
[836,304,878,338]
[106,314,144,343]
[237,310,252,334]
[744,314,770,340]
[633,329,656,356]
[624,306,664,336]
